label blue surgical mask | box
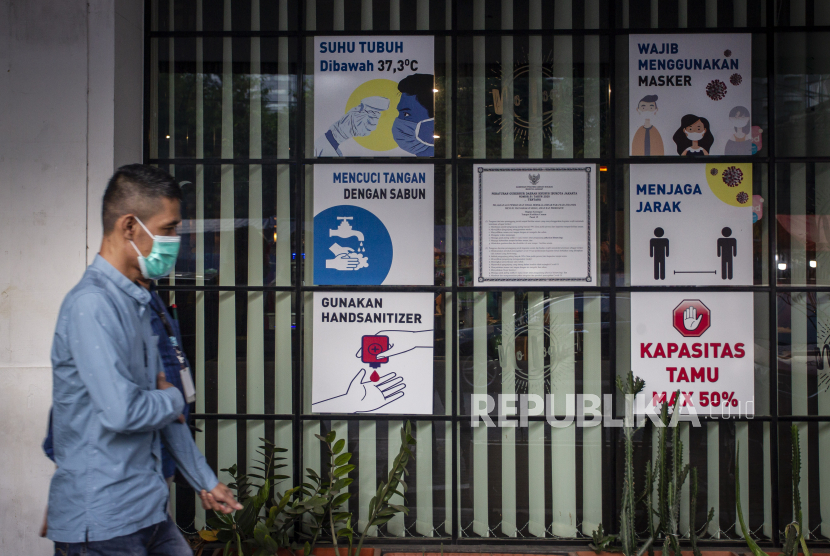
[392,117,434,155]
[130,217,181,280]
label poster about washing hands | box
[629,34,754,156]
[630,163,753,286]
[313,165,434,285]
[312,292,434,414]
[314,36,435,157]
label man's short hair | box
[639,94,658,104]
[102,164,182,233]
[397,73,435,118]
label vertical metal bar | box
[451,0,459,542]
[767,0,780,543]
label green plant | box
[689,468,714,556]
[591,378,713,556]
[350,420,416,556]
[737,425,811,556]
[297,430,357,556]
[208,438,291,556]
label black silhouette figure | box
[717,227,737,280]
[650,227,669,280]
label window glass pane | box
[777,422,830,540]
[619,163,769,286]
[457,35,610,159]
[775,163,830,286]
[455,0,608,31]
[776,292,830,417]
[159,290,296,417]
[150,37,298,161]
[459,291,610,419]
[618,0,766,29]
[302,419,451,537]
[304,0,448,31]
[775,32,830,157]
[154,164,296,287]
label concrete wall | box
[0,0,143,552]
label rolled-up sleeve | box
[160,422,218,492]
[67,293,184,433]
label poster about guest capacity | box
[631,292,754,416]
[314,36,435,157]
[311,292,434,414]
[313,164,434,285]
[629,34,754,156]
[629,163,753,286]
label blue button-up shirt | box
[47,255,217,543]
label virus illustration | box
[710,168,719,175]
[736,191,749,204]
[706,79,727,101]
[724,49,732,57]
[722,166,744,186]
[730,73,743,86]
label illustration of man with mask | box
[724,106,752,155]
[392,73,435,157]
[631,95,664,156]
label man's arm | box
[68,293,184,433]
[159,420,217,492]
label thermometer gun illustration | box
[361,335,389,369]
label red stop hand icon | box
[673,300,711,338]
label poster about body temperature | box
[314,36,435,157]
[629,163,753,286]
[629,34,754,157]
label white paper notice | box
[473,164,597,286]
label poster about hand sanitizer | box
[314,36,435,157]
[313,164,434,286]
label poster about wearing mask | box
[629,34,757,157]
[314,36,435,157]
[313,164,434,286]
[630,163,753,286]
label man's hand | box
[199,483,243,514]
[157,372,185,423]
[157,372,175,390]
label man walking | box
[47,165,241,555]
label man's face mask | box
[130,216,181,280]
[392,117,434,155]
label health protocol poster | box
[314,36,435,157]
[629,163,753,286]
[313,164,434,286]
[311,292,434,414]
[473,164,597,286]
[631,291,754,416]
[629,34,753,156]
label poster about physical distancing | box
[314,36,435,157]
[629,163,753,286]
[629,34,754,156]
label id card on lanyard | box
[154,306,197,403]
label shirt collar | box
[90,255,152,305]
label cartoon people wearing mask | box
[672,114,714,156]
[392,74,435,157]
[724,106,752,155]
[631,95,664,156]
[314,96,391,157]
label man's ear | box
[116,214,139,241]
